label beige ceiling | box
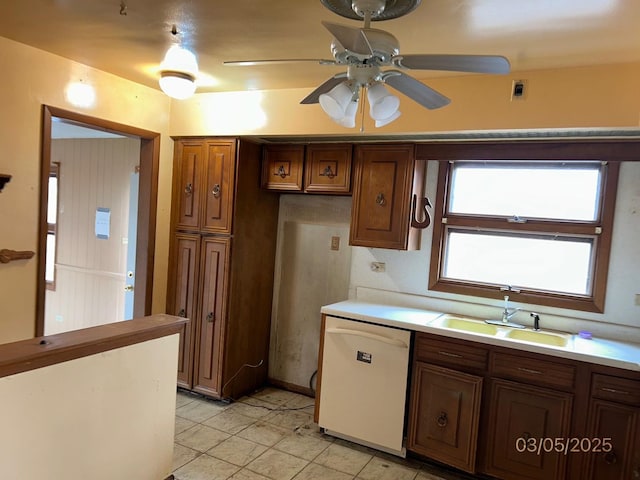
[1,0,639,95]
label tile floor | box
[172,387,475,480]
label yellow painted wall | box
[170,62,640,135]
[0,36,174,342]
[2,31,640,344]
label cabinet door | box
[350,144,420,249]
[201,141,236,234]
[175,140,205,230]
[408,362,483,473]
[484,379,573,480]
[261,145,304,191]
[168,233,200,389]
[304,144,352,194]
[193,237,229,398]
[584,399,639,480]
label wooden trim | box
[0,174,11,192]
[314,314,327,423]
[268,377,316,398]
[0,314,187,378]
[37,106,161,335]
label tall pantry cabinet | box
[167,137,279,400]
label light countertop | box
[321,300,640,372]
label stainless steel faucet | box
[486,295,526,328]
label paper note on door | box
[95,208,110,239]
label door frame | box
[36,105,161,336]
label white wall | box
[0,334,179,480]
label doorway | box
[36,106,160,336]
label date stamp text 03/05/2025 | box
[515,437,612,456]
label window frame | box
[417,141,626,313]
[46,162,60,291]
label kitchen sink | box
[432,315,499,336]
[505,329,572,347]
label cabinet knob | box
[212,184,221,198]
[178,308,186,317]
[275,165,288,179]
[320,165,336,179]
[436,412,448,427]
[604,452,617,465]
[375,193,386,206]
[185,183,193,195]
[206,312,214,323]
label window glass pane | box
[449,163,601,221]
[46,233,56,283]
[443,230,593,295]
[47,176,58,224]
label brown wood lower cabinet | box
[408,362,482,473]
[408,332,639,480]
[484,379,573,480]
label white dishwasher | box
[317,315,412,457]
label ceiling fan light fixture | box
[337,99,359,128]
[375,109,401,128]
[319,82,355,119]
[367,83,400,120]
[159,45,198,100]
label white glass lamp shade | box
[159,45,198,100]
[367,83,400,121]
[338,100,359,128]
[319,82,354,119]
[375,110,401,128]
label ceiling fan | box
[224,0,511,127]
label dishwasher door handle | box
[325,327,409,349]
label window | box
[422,142,622,313]
[46,163,59,289]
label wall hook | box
[411,195,432,229]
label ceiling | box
[1,0,639,95]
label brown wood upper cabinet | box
[350,143,425,250]
[261,143,353,194]
[304,144,352,194]
[261,144,305,191]
[174,139,236,234]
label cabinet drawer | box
[491,352,575,390]
[591,374,640,406]
[415,335,488,371]
[261,145,304,191]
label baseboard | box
[268,377,315,398]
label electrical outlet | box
[371,262,386,272]
[511,79,527,101]
[330,236,340,251]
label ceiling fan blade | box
[321,21,372,55]
[300,75,347,104]
[383,71,450,110]
[396,54,511,74]
[224,59,337,66]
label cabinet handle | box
[320,165,336,179]
[275,165,288,179]
[517,367,543,375]
[206,312,214,323]
[604,452,617,465]
[178,309,186,317]
[185,183,193,195]
[212,184,221,198]
[438,351,462,358]
[375,193,386,206]
[601,387,630,395]
[436,412,448,427]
